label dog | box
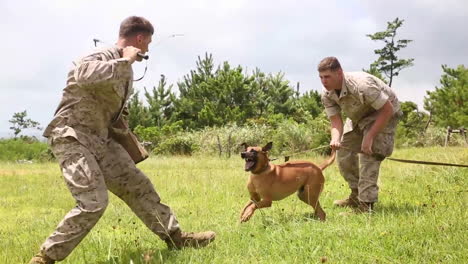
[239,142,335,222]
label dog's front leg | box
[241,197,272,223]
[240,191,260,220]
[240,200,254,218]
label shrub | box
[153,133,199,155]
[0,138,51,162]
[395,126,466,148]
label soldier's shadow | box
[374,203,426,215]
[96,248,178,264]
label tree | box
[295,90,323,119]
[127,91,152,130]
[8,110,41,138]
[424,65,468,128]
[398,101,429,136]
[144,74,176,127]
[363,64,388,84]
[366,17,414,87]
[174,53,255,129]
[265,72,297,116]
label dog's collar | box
[254,162,270,174]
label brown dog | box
[239,142,335,222]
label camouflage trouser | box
[337,115,399,203]
[41,137,179,261]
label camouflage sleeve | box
[73,53,132,86]
[363,76,389,110]
[321,93,341,117]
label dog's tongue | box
[245,161,255,171]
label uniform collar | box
[324,75,349,100]
[338,76,349,98]
[110,46,123,59]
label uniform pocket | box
[372,132,395,157]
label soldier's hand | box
[330,139,341,150]
[122,46,142,64]
[361,135,374,155]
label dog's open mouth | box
[245,158,256,171]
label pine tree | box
[144,74,176,127]
[424,65,468,128]
[366,17,414,87]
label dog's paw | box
[240,209,254,222]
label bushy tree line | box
[127,53,328,155]
[128,53,323,132]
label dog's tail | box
[318,150,336,171]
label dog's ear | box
[262,142,273,152]
[240,142,249,151]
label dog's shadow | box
[254,212,323,228]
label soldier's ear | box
[240,142,249,151]
[262,142,273,152]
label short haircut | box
[119,16,154,38]
[317,57,342,72]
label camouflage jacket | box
[43,46,133,158]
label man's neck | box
[334,89,341,97]
[116,38,134,49]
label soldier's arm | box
[329,114,343,150]
[360,77,395,154]
[321,94,343,149]
[73,53,132,86]
[362,77,395,139]
[365,100,393,139]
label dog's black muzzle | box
[241,151,257,159]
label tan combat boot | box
[339,201,374,216]
[333,190,359,208]
[165,229,216,250]
[353,201,374,213]
[29,251,55,264]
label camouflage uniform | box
[321,72,402,203]
[40,47,179,261]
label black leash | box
[384,157,468,168]
[339,146,468,168]
[269,145,330,162]
[274,145,468,168]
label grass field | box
[1,147,467,263]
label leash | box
[384,157,468,168]
[269,145,330,162]
[273,145,468,168]
[339,146,468,168]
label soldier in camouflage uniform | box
[30,16,215,264]
[317,57,402,214]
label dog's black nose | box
[241,152,246,159]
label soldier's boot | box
[29,251,55,264]
[353,201,374,213]
[164,229,216,250]
[333,189,359,208]
[339,201,374,216]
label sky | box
[1,0,467,138]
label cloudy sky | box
[1,0,467,138]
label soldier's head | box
[118,16,154,53]
[318,56,344,91]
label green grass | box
[1,147,467,263]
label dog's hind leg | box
[297,179,326,221]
